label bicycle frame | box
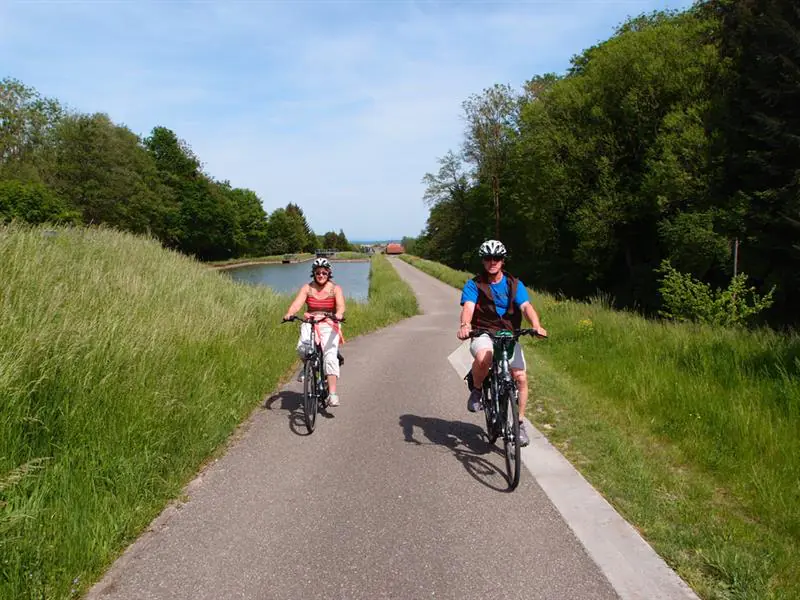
[483,333,518,435]
[494,334,517,390]
[303,314,344,383]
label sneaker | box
[467,388,483,413]
[518,421,530,447]
[327,393,340,407]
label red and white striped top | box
[306,286,336,313]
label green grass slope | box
[1,225,417,599]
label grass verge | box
[331,251,369,260]
[206,253,314,267]
[0,225,417,600]
[398,254,471,288]
[399,254,800,600]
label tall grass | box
[346,253,418,330]
[398,255,471,288]
[331,251,368,260]
[400,254,800,600]
[0,225,417,599]
[533,296,800,599]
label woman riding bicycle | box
[456,240,547,446]
[283,257,346,407]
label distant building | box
[385,243,404,255]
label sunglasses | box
[482,255,505,262]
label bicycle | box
[466,328,546,490]
[282,313,345,434]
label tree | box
[177,178,240,260]
[0,180,77,224]
[143,126,201,183]
[710,0,800,322]
[336,228,350,251]
[506,9,724,305]
[322,230,338,250]
[521,73,560,104]
[263,209,289,255]
[461,83,519,238]
[0,78,62,179]
[142,126,203,248]
[220,184,268,256]
[0,81,334,265]
[285,203,316,251]
[49,113,168,236]
[418,7,763,318]
[265,207,312,255]
[419,150,486,268]
[400,236,419,255]
[422,150,469,208]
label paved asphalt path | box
[87,258,618,600]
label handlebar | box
[282,313,346,325]
[468,328,547,340]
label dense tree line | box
[0,79,355,260]
[412,0,799,326]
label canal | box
[223,260,371,301]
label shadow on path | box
[399,414,510,492]
[264,389,335,436]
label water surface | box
[224,260,370,301]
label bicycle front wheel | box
[503,389,521,490]
[302,359,318,433]
[483,378,499,445]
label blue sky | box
[3,0,694,241]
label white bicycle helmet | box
[478,239,507,258]
[311,257,333,277]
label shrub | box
[656,259,775,327]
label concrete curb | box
[447,341,699,600]
[520,419,699,600]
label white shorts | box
[296,321,342,377]
[470,333,526,371]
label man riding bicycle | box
[456,240,547,447]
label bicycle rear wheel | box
[302,359,318,433]
[317,360,328,410]
[503,389,521,490]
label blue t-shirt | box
[460,275,530,317]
